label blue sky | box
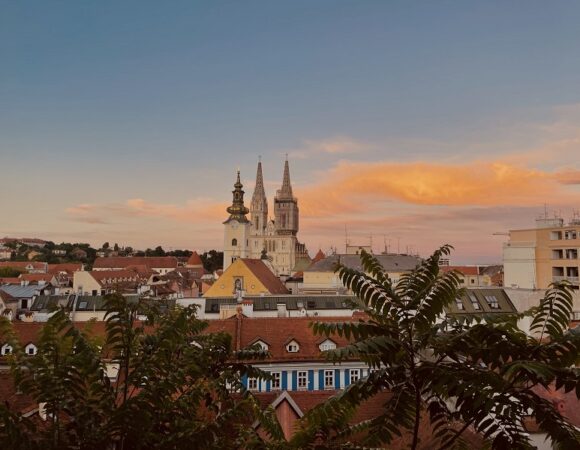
[2,1,580,262]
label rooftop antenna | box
[345,224,349,253]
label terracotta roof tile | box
[47,263,83,274]
[240,259,289,295]
[187,251,204,267]
[440,266,480,276]
[93,256,177,270]
[205,316,356,362]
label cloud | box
[296,159,578,218]
[66,198,227,225]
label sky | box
[1,1,580,263]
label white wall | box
[503,243,537,289]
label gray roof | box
[447,288,517,315]
[0,285,47,299]
[306,254,422,273]
[31,295,71,311]
[204,295,361,313]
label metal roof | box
[0,285,46,298]
[204,295,361,313]
[306,254,422,273]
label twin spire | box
[226,159,294,224]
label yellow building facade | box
[503,217,580,289]
[204,258,288,298]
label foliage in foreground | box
[0,295,268,450]
[295,246,580,450]
[1,246,579,449]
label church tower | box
[250,159,268,235]
[274,158,299,236]
[223,171,251,271]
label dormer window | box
[319,339,337,352]
[1,344,13,356]
[252,339,269,351]
[25,343,37,356]
[286,340,300,353]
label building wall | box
[223,220,251,271]
[204,259,270,298]
[505,225,580,289]
[243,362,367,393]
[73,272,102,295]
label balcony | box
[552,275,580,284]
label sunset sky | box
[2,1,580,263]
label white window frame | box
[25,344,37,356]
[319,339,336,352]
[1,344,13,356]
[253,340,269,351]
[248,377,258,391]
[271,372,281,390]
[324,369,334,389]
[349,369,360,383]
[297,371,308,390]
[286,340,299,353]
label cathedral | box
[222,159,309,276]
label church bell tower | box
[274,158,299,236]
[223,171,251,271]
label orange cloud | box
[66,198,227,225]
[297,160,578,218]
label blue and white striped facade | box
[241,362,369,393]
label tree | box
[0,267,23,278]
[298,246,580,449]
[201,250,224,272]
[113,243,119,252]
[102,242,110,250]
[0,294,269,449]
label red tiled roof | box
[0,371,37,415]
[0,261,47,272]
[312,249,326,263]
[205,315,356,362]
[253,390,483,448]
[19,274,55,283]
[93,256,178,270]
[47,263,83,274]
[187,251,204,267]
[440,266,480,276]
[240,259,289,295]
[0,277,22,285]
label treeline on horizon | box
[0,240,223,272]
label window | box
[468,292,481,311]
[25,344,37,356]
[324,370,334,389]
[455,298,465,311]
[298,371,308,390]
[349,369,360,383]
[231,238,238,247]
[1,344,13,356]
[253,340,269,351]
[271,372,281,390]
[484,295,499,309]
[248,377,258,391]
[470,278,475,284]
[319,339,337,351]
[286,340,299,353]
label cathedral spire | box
[225,170,249,223]
[278,156,293,199]
[250,158,268,233]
